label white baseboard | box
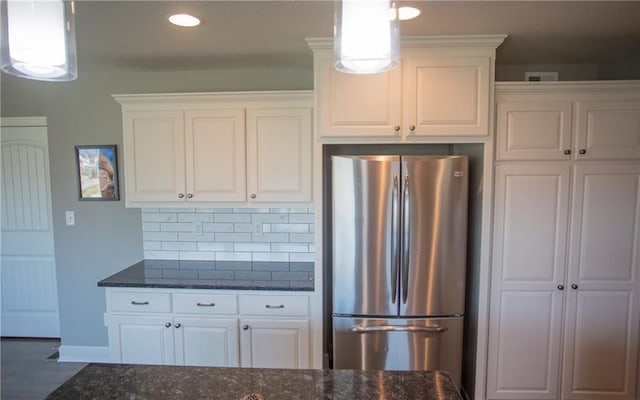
[58,345,111,363]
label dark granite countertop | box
[98,260,314,291]
[46,363,462,400]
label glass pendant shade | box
[334,0,400,74]
[1,0,77,81]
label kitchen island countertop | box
[45,363,462,400]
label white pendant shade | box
[334,0,400,74]
[1,0,78,81]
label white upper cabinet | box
[307,35,506,140]
[185,109,246,203]
[403,54,490,136]
[246,108,312,203]
[122,110,186,203]
[313,53,402,137]
[575,100,640,160]
[114,92,313,207]
[496,82,640,161]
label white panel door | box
[174,317,239,367]
[487,163,571,399]
[562,163,640,399]
[314,54,402,137]
[185,109,246,202]
[574,100,640,161]
[109,315,175,365]
[246,108,312,203]
[0,119,60,337]
[496,101,574,161]
[122,110,185,204]
[239,318,310,369]
[404,55,490,136]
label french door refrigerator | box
[331,155,468,388]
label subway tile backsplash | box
[142,208,315,262]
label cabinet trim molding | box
[496,81,640,96]
[113,90,313,106]
[306,35,507,51]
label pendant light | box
[334,0,400,74]
[1,0,78,82]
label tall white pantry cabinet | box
[486,82,640,400]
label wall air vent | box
[525,72,559,82]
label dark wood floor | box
[1,338,87,399]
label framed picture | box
[75,145,120,201]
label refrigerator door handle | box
[351,325,448,333]
[402,174,410,304]
[391,174,400,304]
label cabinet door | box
[562,163,640,399]
[109,315,175,365]
[246,108,312,202]
[122,110,185,203]
[496,101,574,161]
[185,110,246,202]
[487,164,571,399]
[239,318,310,369]
[174,317,239,367]
[575,100,640,161]
[403,55,490,136]
[314,53,402,137]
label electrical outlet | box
[193,222,203,235]
[254,223,263,236]
[65,211,75,226]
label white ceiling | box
[75,1,640,72]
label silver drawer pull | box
[351,325,448,333]
[130,301,149,306]
[265,304,285,309]
[196,302,216,307]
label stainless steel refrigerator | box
[331,155,468,388]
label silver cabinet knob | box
[165,322,172,328]
[571,284,579,290]
[557,284,565,290]
[250,194,256,199]
[178,193,185,199]
[175,323,181,328]
[187,193,193,199]
[242,324,249,331]
[563,149,571,155]
[579,149,586,155]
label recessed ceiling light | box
[168,13,201,27]
[398,6,421,21]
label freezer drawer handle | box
[197,302,215,307]
[130,301,149,306]
[351,325,448,333]
[265,304,285,309]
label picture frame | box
[75,145,120,201]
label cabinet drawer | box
[239,295,309,317]
[173,293,238,315]
[109,291,171,313]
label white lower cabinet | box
[174,317,239,367]
[240,318,310,369]
[109,315,176,365]
[487,162,640,400]
[106,289,311,369]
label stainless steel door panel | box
[332,155,400,316]
[400,156,468,316]
[333,316,463,388]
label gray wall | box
[0,66,313,347]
